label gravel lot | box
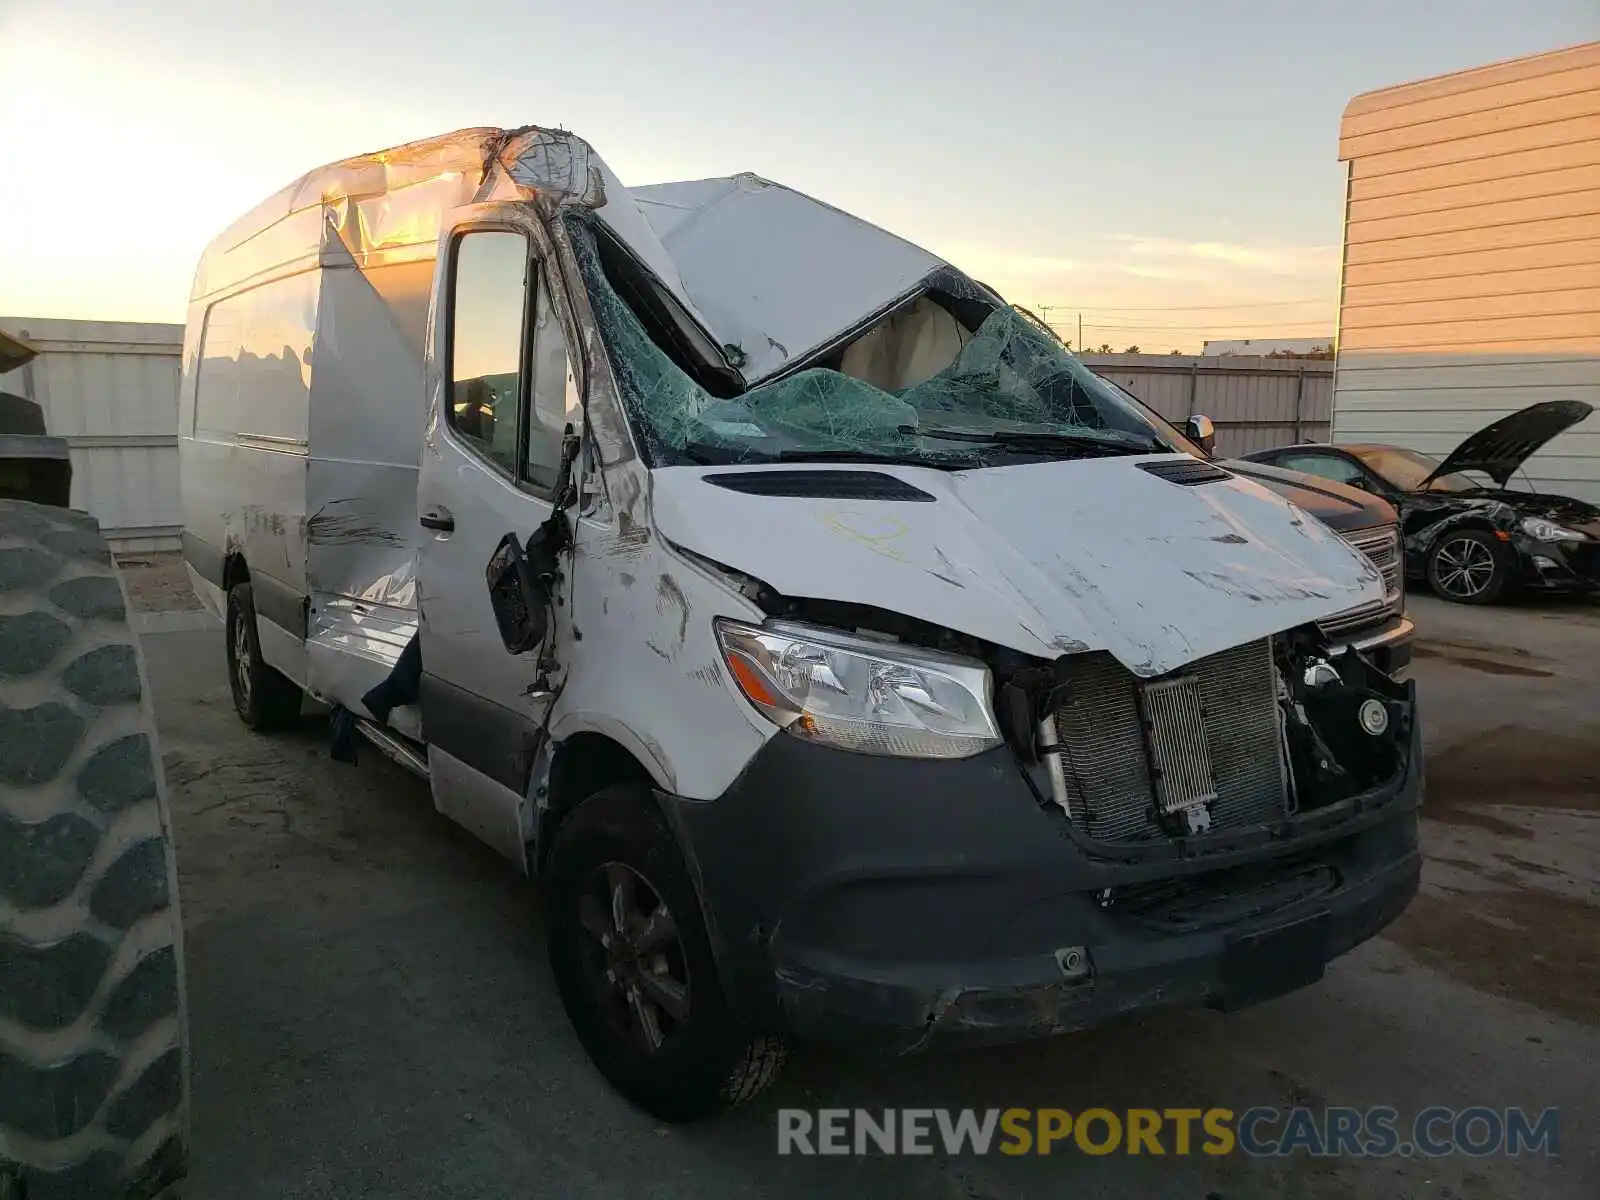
[116,552,202,614]
[131,580,1598,1199]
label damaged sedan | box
[179,128,1421,1124]
[1244,400,1598,604]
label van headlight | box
[714,618,1002,759]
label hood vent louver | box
[1139,459,1233,486]
[702,470,936,501]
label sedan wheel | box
[1428,531,1509,605]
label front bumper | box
[1335,613,1414,675]
[661,708,1422,1055]
[1517,537,1600,594]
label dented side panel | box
[548,496,778,800]
[301,257,433,709]
[537,222,779,802]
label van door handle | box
[420,510,455,532]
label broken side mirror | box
[1185,414,1217,457]
[485,531,549,655]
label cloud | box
[931,243,1083,279]
[1105,234,1339,276]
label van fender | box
[544,708,679,794]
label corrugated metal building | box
[1331,40,1600,502]
[0,317,184,551]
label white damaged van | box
[179,126,1421,1121]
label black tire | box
[0,500,189,1198]
[1426,528,1512,605]
[224,582,302,730]
[545,785,786,1122]
[0,392,47,437]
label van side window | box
[524,265,577,492]
[194,270,318,443]
[448,231,529,474]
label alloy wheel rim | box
[232,611,253,706]
[576,861,690,1055]
[1435,537,1496,598]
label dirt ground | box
[116,551,202,613]
[125,569,1598,1199]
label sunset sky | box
[1,0,1594,351]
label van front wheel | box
[545,785,786,1122]
[224,583,302,729]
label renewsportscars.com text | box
[776,1106,1560,1158]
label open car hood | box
[1421,399,1595,489]
[650,458,1385,677]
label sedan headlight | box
[1519,516,1585,543]
[714,618,1002,759]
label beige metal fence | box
[0,317,185,551]
[1080,354,1334,458]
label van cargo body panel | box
[649,458,1386,676]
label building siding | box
[1332,41,1600,503]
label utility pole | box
[1078,312,1083,353]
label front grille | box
[1319,597,1392,639]
[1320,525,1403,639]
[1050,640,1288,842]
[1344,525,1403,602]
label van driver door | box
[415,219,581,866]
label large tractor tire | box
[1,499,189,1198]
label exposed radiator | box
[1049,639,1289,842]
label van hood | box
[649,456,1385,676]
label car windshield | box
[569,219,1181,468]
[1353,446,1479,493]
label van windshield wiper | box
[905,425,1165,456]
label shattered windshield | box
[568,218,1182,469]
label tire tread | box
[547,785,788,1122]
[0,500,189,1197]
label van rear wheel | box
[224,582,302,730]
[545,785,786,1122]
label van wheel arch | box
[222,552,250,591]
[536,731,658,875]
